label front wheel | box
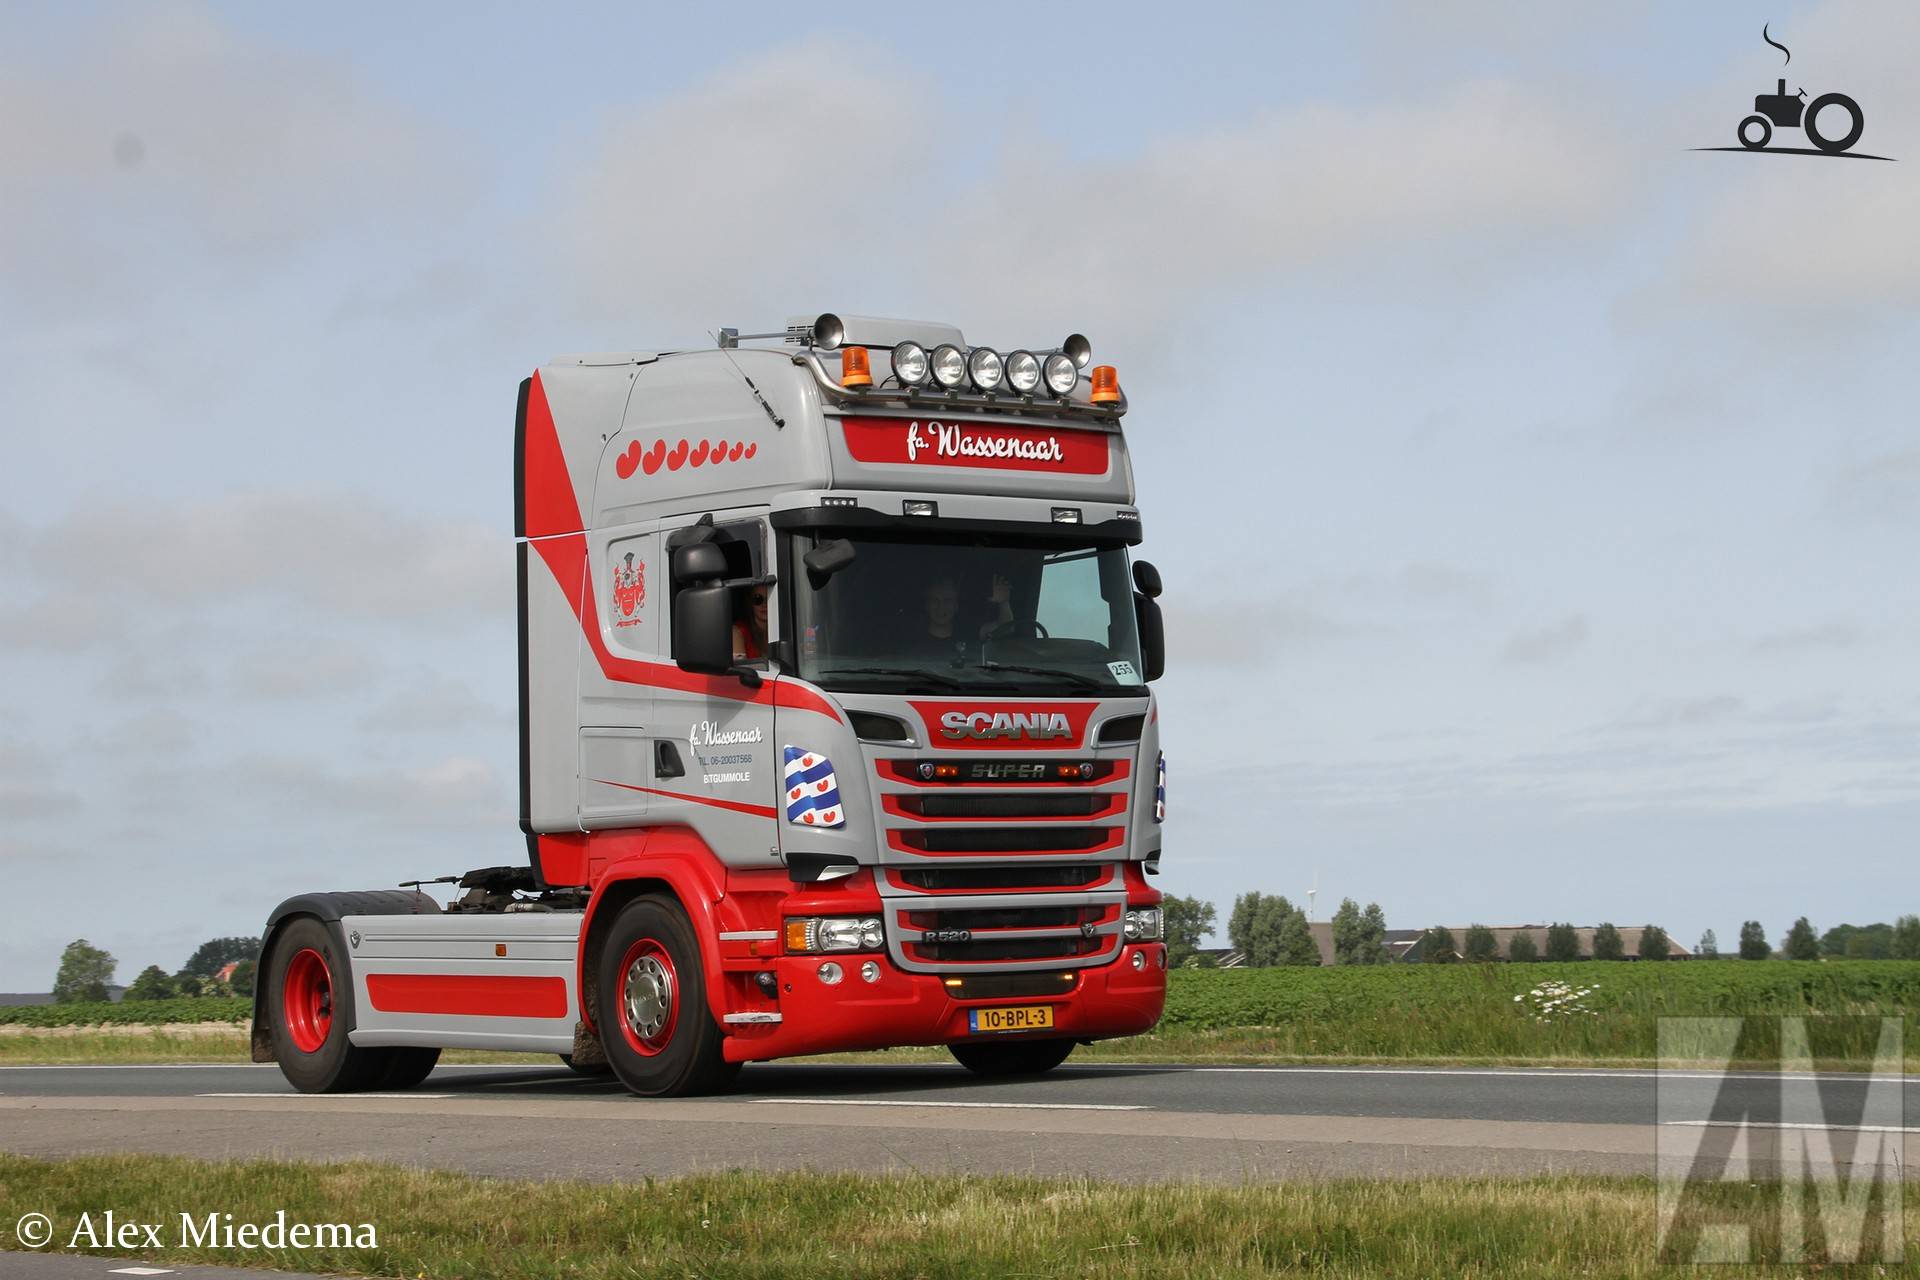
[1737,114,1772,150]
[594,896,737,1096]
[1804,93,1863,154]
[949,1038,1075,1077]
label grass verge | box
[3,1154,1911,1278]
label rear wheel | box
[1804,93,1863,154]
[594,896,737,1096]
[267,917,391,1093]
[949,1037,1075,1077]
[375,1047,441,1091]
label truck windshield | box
[793,530,1148,697]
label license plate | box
[967,1004,1055,1034]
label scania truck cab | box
[253,313,1168,1096]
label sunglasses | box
[750,593,769,605]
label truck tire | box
[949,1038,1075,1077]
[594,895,738,1096]
[375,1047,442,1091]
[266,916,391,1093]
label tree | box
[1697,929,1719,959]
[229,959,258,998]
[1160,895,1216,967]
[53,939,116,1003]
[1592,922,1624,961]
[1893,915,1920,961]
[1738,920,1770,960]
[1359,903,1389,964]
[1330,898,1388,965]
[174,972,204,998]
[1422,926,1459,963]
[1506,931,1539,963]
[1230,892,1310,967]
[182,936,262,978]
[1462,924,1499,964]
[1545,922,1580,963]
[1783,916,1820,961]
[1275,905,1322,966]
[124,965,176,1001]
[1820,922,1892,960]
[1638,925,1671,961]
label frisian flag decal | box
[782,746,845,828]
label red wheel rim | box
[617,938,679,1057]
[283,947,333,1054]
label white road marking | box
[1168,1066,1913,1084]
[109,1269,176,1276]
[776,1098,1146,1111]
[196,1092,452,1100]
[1663,1120,1920,1135]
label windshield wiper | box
[976,662,1113,693]
[816,666,968,690]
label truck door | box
[653,510,781,864]
[578,520,659,828]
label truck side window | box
[666,518,770,665]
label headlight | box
[1123,908,1163,942]
[1043,351,1078,396]
[967,346,1004,392]
[785,916,884,953]
[931,344,968,389]
[891,341,929,387]
[1005,350,1041,394]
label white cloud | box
[1500,613,1589,665]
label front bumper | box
[719,943,1168,1063]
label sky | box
[1,1,1916,987]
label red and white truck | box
[252,314,1168,1095]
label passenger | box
[917,574,1015,659]
[732,584,769,662]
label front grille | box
[916,936,1106,962]
[899,793,1108,818]
[899,826,1114,853]
[905,905,1102,931]
[881,758,1122,786]
[895,865,1106,892]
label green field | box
[3,1154,1908,1279]
[6,962,1915,1070]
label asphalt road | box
[0,1059,1911,1186]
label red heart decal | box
[802,812,815,824]
[789,787,802,801]
[666,439,690,471]
[802,756,814,767]
[711,440,729,464]
[615,441,643,479]
[690,440,710,467]
[727,441,744,462]
[742,442,757,459]
[641,439,667,475]
[816,779,830,792]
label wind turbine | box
[1307,869,1318,923]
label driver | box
[915,574,1014,661]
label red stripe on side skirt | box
[365,973,569,1019]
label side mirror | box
[671,544,734,676]
[1134,594,1165,683]
[1132,559,1162,599]
[803,538,856,589]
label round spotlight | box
[813,313,845,351]
[1043,351,1078,396]
[1062,333,1092,369]
[967,347,1004,392]
[817,961,843,986]
[859,961,881,984]
[931,344,968,389]
[1006,350,1041,394]
[891,341,929,387]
